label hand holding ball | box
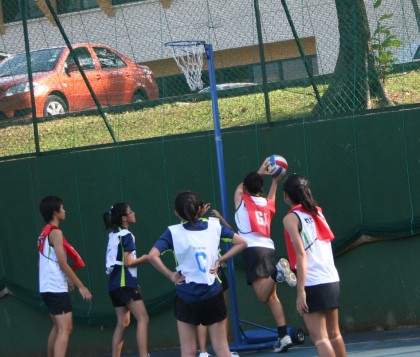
[267,154,288,176]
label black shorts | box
[242,247,277,285]
[174,292,227,326]
[41,292,72,315]
[109,286,142,307]
[217,266,229,291]
[305,282,340,313]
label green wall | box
[1,236,420,357]
[1,106,419,356]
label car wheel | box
[43,95,67,117]
[132,92,147,103]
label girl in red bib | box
[282,174,346,357]
[38,196,92,357]
[234,158,296,353]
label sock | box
[277,325,287,338]
[271,269,277,282]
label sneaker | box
[273,334,293,353]
[198,351,237,356]
[275,258,297,287]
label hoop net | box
[165,41,205,91]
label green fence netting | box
[0,0,420,325]
[0,0,419,157]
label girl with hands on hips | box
[149,191,247,357]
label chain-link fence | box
[0,0,419,158]
[1,3,420,354]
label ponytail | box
[174,191,204,225]
[103,202,129,229]
[283,174,318,213]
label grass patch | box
[0,71,418,158]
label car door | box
[64,46,108,111]
[92,46,134,106]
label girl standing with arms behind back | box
[148,191,247,357]
[282,174,346,357]
[104,203,149,357]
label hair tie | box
[298,180,306,187]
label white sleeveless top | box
[105,228,137,278]
[235,197,275,249]
[169,217,221,285]
[39,234,68,293]
[293,210,339,286]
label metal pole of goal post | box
[205,43,287,353]
[203,43,242,348]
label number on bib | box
[255,211,268,226]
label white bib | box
[105,228,137,278]
[39,235,67,293]
[169,218,221,285]
[293,210,339,286]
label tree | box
[410,0,420,32]
[314,0,394,115]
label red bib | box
[284,205,334,269]
[38,224,85,270]
[242,194,275,237]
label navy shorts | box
[41,292,72,315]
[305,282,340,313]
[175,292,227,326]
[109,286,142,307]
[242,247,277,285]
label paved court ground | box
[109,327,420,356]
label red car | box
[0,43,159,119]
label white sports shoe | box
[275,258,297,287]
[273,334,293,352]
[198,351,238,356]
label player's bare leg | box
[127,299,149,357]
[326,308,346,357]
[112,306,130,357]
[304,311,335,357]
[208,319,231,357]
[177,320,197,357]
[251,277,277,303]
[50,312,73,357]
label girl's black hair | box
[243,171,264,195]
[174,191,204,224]
[103,202,129,229]
[283,174,318,214]
[39,196,63,223]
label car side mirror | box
[65,62,79,74]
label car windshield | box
[0,47,64,77]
